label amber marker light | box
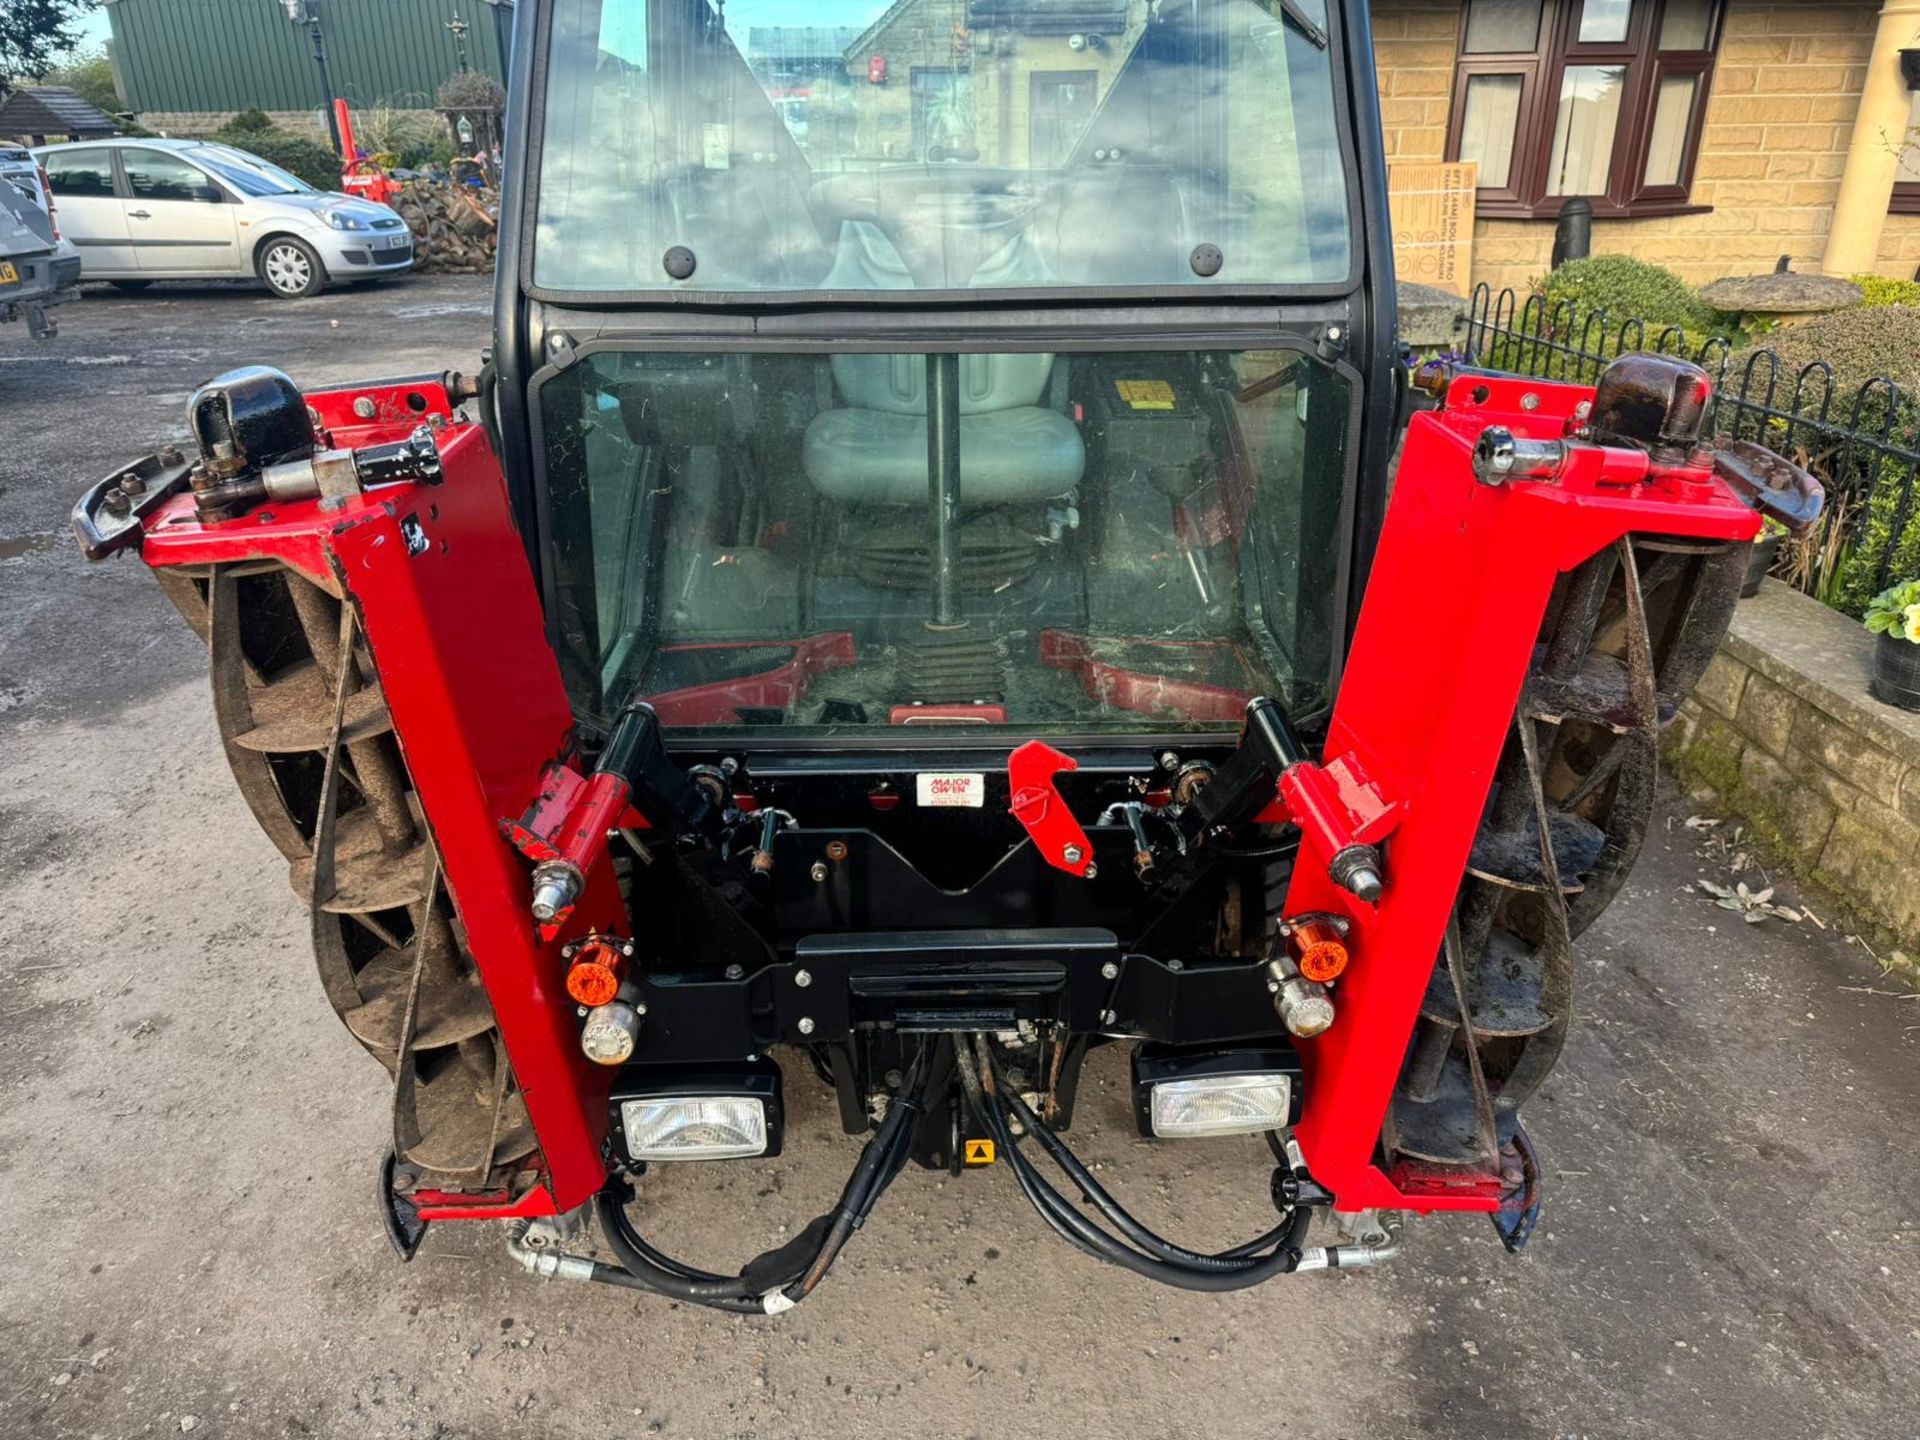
[1288,920,1351,984]
[566,939,625,1007]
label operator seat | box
[801,224,1086,507]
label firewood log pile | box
[390,180,499,274]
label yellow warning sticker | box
[963,1138,996,1165]
[1115,379,1176,411]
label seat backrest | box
[830,351,1055,417]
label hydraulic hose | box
[994,1069,1278,1271]
[586,1048,933,1314]
[958,1036,1317,1292]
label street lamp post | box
[282,0,344,156]
[447,8,473,74]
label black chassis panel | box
[628,925,1289,1064]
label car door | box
[119,149,240,275]
[40,147,135,274]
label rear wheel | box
[257,237,325,299]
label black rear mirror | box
[191,184,224,204]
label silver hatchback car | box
[33,138,413,299]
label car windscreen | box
[532,0,1353,294]
[198,148,313,197]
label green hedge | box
[1760,308,1920,608]
[1535,254,1737,351]
[1848,274,1920,309]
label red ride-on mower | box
[73,0,1821,1313]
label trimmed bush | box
[1535,254,1736,351]
[1848,274,1920,309]
[225,108,277,135]
[1765,306,1920,397]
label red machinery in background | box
[333,99,400,208]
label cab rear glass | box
[531,0,1354,294]
[534,345,1353,734]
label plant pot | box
[1869,631,1920,711]
[1740,531,1783,598]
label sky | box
[52,2,113,65]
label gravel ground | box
[2,277,1917,1440]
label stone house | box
[1374,0,1920,292]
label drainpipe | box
[1821,0,1920,276]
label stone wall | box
[1668,580,1920,967]
[136,110,334,141]
[1371,0,1905,294]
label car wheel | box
[110,280,153,292]
[258,237,325,299]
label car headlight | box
[322,208,369,231]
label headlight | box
[620,1096,768,1161]
[610,1062,785,1163]
[322,208,369,231]
[1131,1043,1303,1139]
[1146,1074,1293,1138]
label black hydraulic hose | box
[602,1196,732,1285]
[960,1037,1314,1291]
[579,1245,769,1314]
[976,1035,1287,1271]
[594,1190,779,1307]
[593,1048,933,1314]
[992,1060,1281,1272]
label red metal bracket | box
[1281,369,1761,1216]
[1007,741,1095,878]
[1256,749,1404,861]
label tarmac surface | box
[2,275,1918,1439]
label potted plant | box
[1864,578,1920,711]
[1741,516,1788,598]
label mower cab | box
[73,0,1818,1308]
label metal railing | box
[1462,285,1920,613]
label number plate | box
[0,261,18,287]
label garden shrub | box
[1765,306,1920,399]
[224,108,277,135]
[1759,307,1920,614]
[1534,254,1736,352]
[1848,274,1920,309]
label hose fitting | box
[504,1221,596,1282]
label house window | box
[1029,71,1098,169]
[1889,89,1920,215]
[1447,0,1720,218]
